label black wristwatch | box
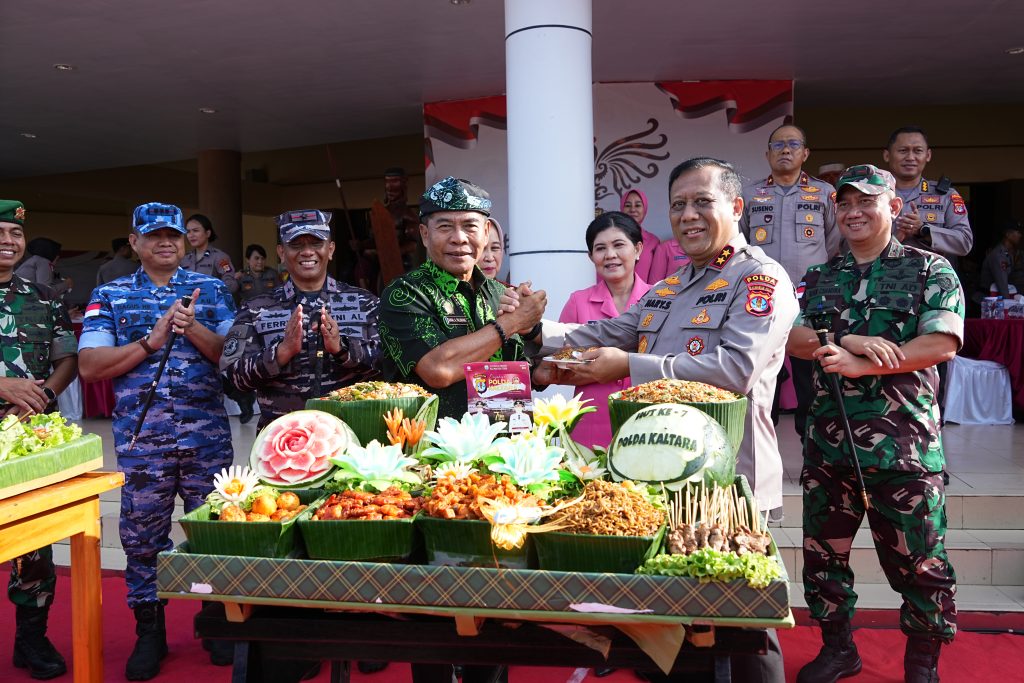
[526,322,543,340]
[834,329,850,348]
[42,386,57,403]
[919,225,931,241]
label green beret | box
[0,200,26,226]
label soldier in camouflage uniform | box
[79,202,236,681]
[0,199,78,679]
[787,165,962,683]
[221,209,381,431]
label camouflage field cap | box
[419,176,491,219]
[0,200,26,225]
[275,209,332,243]
[835,164,896,196]
[133,202,185,234]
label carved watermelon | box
[607,403,734,490]
[250,410,356,488]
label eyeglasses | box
[768,140,804,152]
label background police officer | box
[0,199,78,680]
[740,124,839,442]
[787,165,961,683]
[79,202,236,680]
[883,126,973,265]
[181,213,240,296]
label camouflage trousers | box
[8,546,55,608]
[119,442,233,607]
[801,462,957,642]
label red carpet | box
[0,569,1022,681]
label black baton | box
[128,295,192,453]
[814,325,871,510]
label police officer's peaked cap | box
[133,202,185,234]
[419,176,491,220]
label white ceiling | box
[3,0,1023,179]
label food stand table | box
[961,318,1024,410]
[159,548,793,682]
[0,471,124,683]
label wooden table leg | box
[69,497,103,683]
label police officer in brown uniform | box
[181,213,240,296]
[740,124,840,441]
[883,126,973,265]
[527,157,795,682]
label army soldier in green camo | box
[0,199,78,680]
[787,165,962,683]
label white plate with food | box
[543,347,598,369]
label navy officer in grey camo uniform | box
[220,209,381,430]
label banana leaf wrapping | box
[534,524,666,573]
[306,394,438,453]
[0,433,103,499]
[178,489,323,558]
[417,516,536,569]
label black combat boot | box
[796,620,862,683]
[125,602,168,681]
[12,604,67,680]
[904,635,942,683]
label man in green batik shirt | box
[0,199,78,680]
[379,177,545,421]
[787,165,962,683]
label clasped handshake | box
[499,283,630,386]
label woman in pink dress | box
[619,189,660,283]
[559,212,652,449]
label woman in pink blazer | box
[619,189,660,283]
[559,212,652,449]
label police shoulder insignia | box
[705,278,729,291]
[641,312,654,327]
[223,336,240,356]
[712,246,734,269]
[691,308,711,325]
[743,273,777,317]
[637,335,649,353]
[951,193,967,215]
[830,191,836,203]
[664,275,681,285]
[219,259,232,272]
[687,336,705,356]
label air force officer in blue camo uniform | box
[78,202,236,681]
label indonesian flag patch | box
[84,302,103,318]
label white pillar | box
[505,0,594,314]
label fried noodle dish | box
[616,379,740,404]
[550,480,664,536]
[325,381,431,401]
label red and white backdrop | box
[424,80,794,273]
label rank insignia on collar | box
[641,312,654,327]
[638,335,649,353]
[705,278,729,291]
[687,336,705,356]
[655,287,676,297]
[921,180,929,192]
[799,172,810,185]
[691,308,711,325]
[664,275,681,285]
[712,246,735,269]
